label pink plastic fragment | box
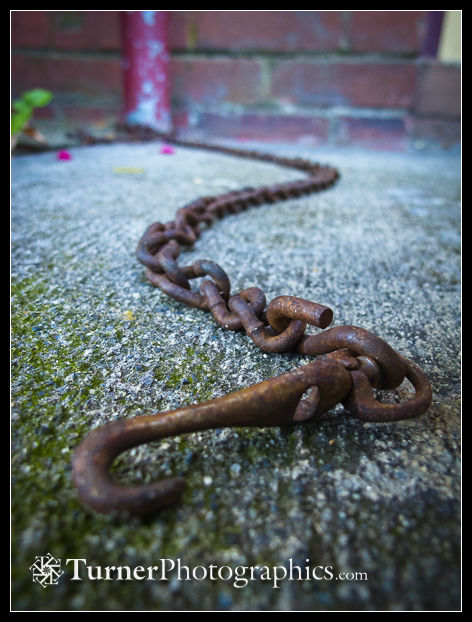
[56,150,72,161]
[160,144,175,155]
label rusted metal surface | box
[72,129,432,516]
[72,359,353,516]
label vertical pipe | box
[422,11,444,58]
[122,10,172,131]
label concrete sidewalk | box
[11,141,461,611]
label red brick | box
[11,54,123,98]
[186,112,330,142]
[171,109,191,131]
[50,11,122,51]
[11,11,122,51]
[33,103,122,124]
[169,11,343,51]
[61,104,123,123]
[336,116,407,150]
[30,105,56,120]
[271,61,417,109]
[171,58,264,106]
[408,116,460,147]
[414,63,461,119]
[168,12,191,49]
[347,11,427,53]
[11,11,51,48]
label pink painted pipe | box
[122,11,172,131]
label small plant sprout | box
[11,89,53,150]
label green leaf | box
[11,89,53,137]
[12,99,33,114]
[11,110,32,136]
[21,89,53,109]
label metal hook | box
[71,358,352,516]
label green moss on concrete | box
[152,345,223,402]
[11,266,461,609]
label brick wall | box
[11,11,461,148]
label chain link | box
[71,129,433,516]
[136,134,430,399]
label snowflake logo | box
[29,553,64,588]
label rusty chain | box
[72,130,432,516]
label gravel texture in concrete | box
[11,141,460,611]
